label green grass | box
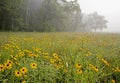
[0,32,120,83]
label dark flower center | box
[17,72,20,74]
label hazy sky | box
[77,0,120,32]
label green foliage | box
[0,0,84,32]
[42,22,56,32]
[0,0,25,31]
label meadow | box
[0,32,120,83]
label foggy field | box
[0,0,120,82]
[0,32,120,83]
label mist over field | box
[78,0,120,33]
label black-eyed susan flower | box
[54,62,63,69]
[0,64,5,72]
[23,73,27,77]
[22,80,27,83]
[112,79,116,83]
[89,64,98,72]
[10,55,17,60]
[15,70,22,77]
[19,52,25,57]
[75,63,82,69]
[33,47,40,52]
[112,67,120,72]
[34,54,39,57]
[6,60,13,65]
[115,67,120,72]
[50,59,56,64]
[20,67,28,74]
[53,53,59,59]
[30,63,37,69]
[54,64,60,69]
[4,63,12,69]
[101,58,110,66]
[76,69,82,74]
[28,52,34,57]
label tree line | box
[0,0,108,32]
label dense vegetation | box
[0,32,120,83]
[0,0,107,32]
[0,0,81,32]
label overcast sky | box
[77,0,120,32]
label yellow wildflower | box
[76,69,82,74]
[53,53,59,59]
[4,60,13,69]
[23,73,27,77]
[112,67,120,72]
[89,64,98,72]
[4,63,12,69]
[50,59,56,64]
[22,80,27,83]
[75,63,82,69]
[112,79,116,83]
[15,70,22,77]
[19,52,25,57]
[115,67,120,72]
[30,63,37,69]
[54,62,63,69]
[0,64,5,72]
[101,58,110,66]
[28,52,34,57]
[13,57,17,60]
[20,67,28,74]
[6,60,13,65]
[11,55,17,60]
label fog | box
[78,0,120,33]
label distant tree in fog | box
[88,12,108,32]
[82,12,108,32]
